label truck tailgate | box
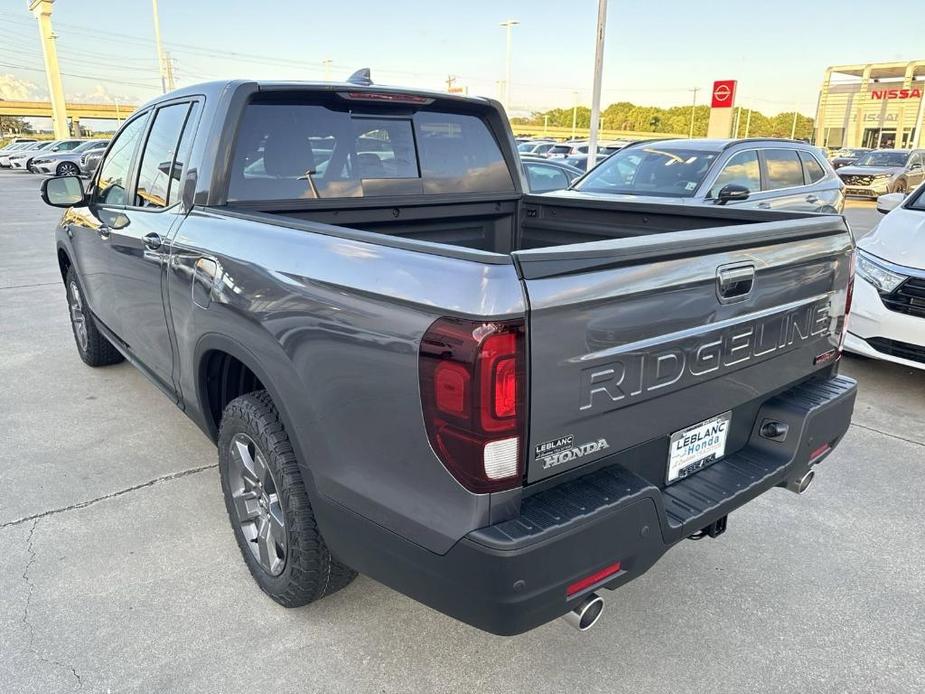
[512,206,853,484]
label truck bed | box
[224,192,840,255]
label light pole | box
[28,0,68,139]
[587,0,608,170]
[152,0,169,93]
[571,91,579,139]
[499,19,519,112]
[790,110,799,139]
[688,87,700,138]
[322,58,333,81]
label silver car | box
[567,137,845,213]
[0,141,40,167]
[7,139,85,172]
[32,139,110,177]
[836,149,925,198]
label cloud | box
[0,74,41,100]
[66,83,135,105]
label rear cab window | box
[227,92,514,202]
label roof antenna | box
[346,68,373,86]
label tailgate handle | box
[717,265,755,302]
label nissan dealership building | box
[815,61,925,150]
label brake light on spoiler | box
[337,91,435,105]
[419,317,525,493]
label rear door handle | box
[143,232,163,250]
[757,202,771,209]
[806,195,819,203]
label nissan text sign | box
[711,80,737,108]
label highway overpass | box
[0,100,139,134]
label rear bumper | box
[315,375,857,635]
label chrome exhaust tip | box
[783,469,815,495]
[563,593,605,631]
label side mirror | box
[715,183,751,205]
[41,175,86,208]
[876,192,905,214]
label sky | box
[1,0,923,128]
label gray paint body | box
[54,80,854,557]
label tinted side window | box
[96,116,147,206]
[764,149,806,190]
[710,150,760,197]
[53,141,82,152]
[135,103,191,208]
[168,102,201,206]
[525,163,570,192]
[799,151,826,183]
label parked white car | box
[844,187,925,370]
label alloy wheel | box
[58,162,80,177]
[228,433,287,576]
[68,281,88,351]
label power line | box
[0,60,162,92]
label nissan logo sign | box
[711,80,737,109]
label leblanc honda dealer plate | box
[667,411,731,483]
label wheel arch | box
[193,334,301,451]
[57,245,72,284]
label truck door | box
[101,100,200,397]
[68,113,149,329]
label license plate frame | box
[666,411,732,484]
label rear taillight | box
[420,317,525,493]
[838,250,856,353]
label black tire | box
[64,267,124,367]
[218,391,356,606]
[56,161,80,177]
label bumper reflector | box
[809,442,832,463]
[566,562,622,597]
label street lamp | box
[499,19,519,112]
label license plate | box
[667,412,731,484]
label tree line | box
[512,103,815,140]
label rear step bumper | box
[315,375,857,635]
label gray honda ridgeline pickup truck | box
[40,78,857,635]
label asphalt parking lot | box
[0,169,922,694]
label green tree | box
[0,116,33,135]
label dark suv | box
[569,138,845,213]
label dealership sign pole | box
[706,80,737,138]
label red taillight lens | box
[566,562,623,597]
[845,250,856,318]
[420,317,525,493]
[837,250,856,354]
